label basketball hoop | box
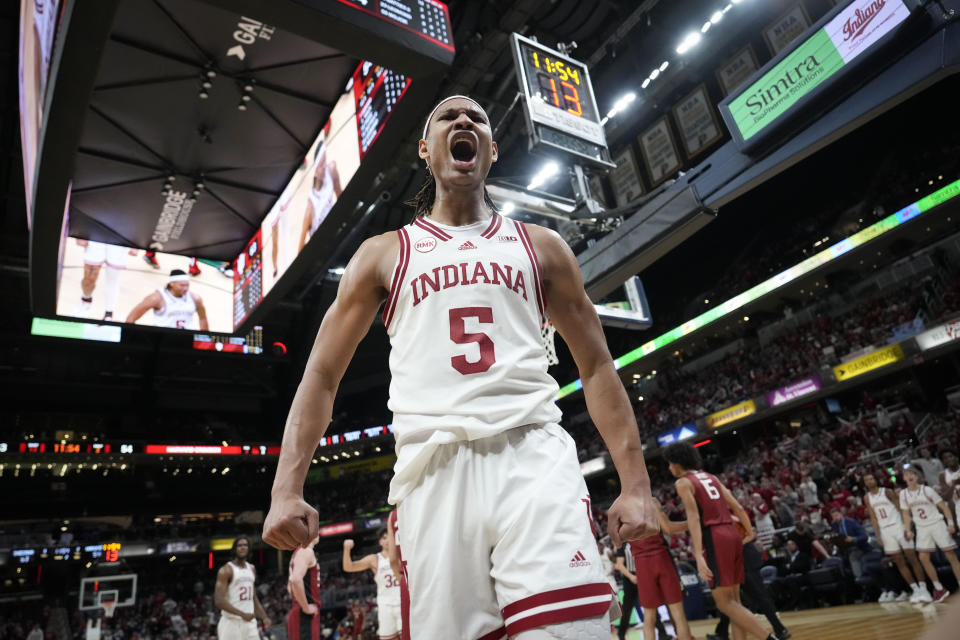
[540,319,558,366]
[101,601,116,618]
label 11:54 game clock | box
[510,33,612,168]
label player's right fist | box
[305,604,318,616]
[344,539,355,550]
[262,495,319,550]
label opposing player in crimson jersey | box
[263,95,657,639]
[287,536,321,640]
[631,502,692,640]
[663,443,777,640]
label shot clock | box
[510,34,612,168]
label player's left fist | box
[344,539,355,550]
[607,491,658,546]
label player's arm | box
[342,539,377,573]
[299,201,314,251]
[676,477,711,581]
[529,225,655,545]
[213,565,252,620]
[250,567,271,629]
[614,555,637,583]
[865,500,881,543]
[385,517,402,582]
[263,234,393,550]
[192,293,209,331]
[330,162,343,198]
[899,491,915,540]
[288,548,318,614]
[658,510,688,535]
[934,496,956,534]
[125,291,162,324]
[719,481,755,543]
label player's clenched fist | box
[607,490,659,547]
[343,539,355,550]
[262,495,319,550]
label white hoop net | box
[540,320,558,365]
[101,601,116,618]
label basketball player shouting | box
[263,95,657,639]
[214,537,271,639]
[901,465,960,603]
[287,536,321,640]
[125,269,208,330]
[862,472,930,603]
[663,442,778,640]
[342,531,401,640]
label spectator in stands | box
[798,474,819,506]
[773,539,812,611]
[912,446,945,487]
[830,507,871,578]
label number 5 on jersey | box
[449,307,495,375]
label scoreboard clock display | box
[510,34,612,168]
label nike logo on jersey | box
[409,261,527,306]
[458,241,477,250]
[569,550,591,568]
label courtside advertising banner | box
[832,343,904,381]
[705,399,756,430]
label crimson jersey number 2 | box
[449,307,495,375]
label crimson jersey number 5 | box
[449,307,495,375]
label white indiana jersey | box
[866,488,903,528]
[223,561,256,619]
[375,552,400,606]
[307,164,335,236]
[384,214,561,503]
[900,484,945,526]
[945,467,960,503]
[153,287,197,329]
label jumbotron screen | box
[51,61,408,333]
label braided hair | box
[406,97,500,219]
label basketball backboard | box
[78,574,137,612]
[594,276,652,330]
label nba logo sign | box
[415,237,437,253]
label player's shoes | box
[217,263,234,278]
[878,590,892,602]
[932,588,949,603]
[914,588,933,604]
[894,591,910,602]
[74,298,93,317]
[189,263,202,276]
[143,252,160,269]
[103,311,113,321]
[776,628,792,640]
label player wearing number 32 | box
[900,465,960,603]
[215,537,271,640]
[342,530,402,640]
[664,442,779,640]
[263,95,658,639]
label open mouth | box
[450,134,477,167]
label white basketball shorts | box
[83,241,129,269]
[377,601,402,638]
[217,614,259,640]
[915,522,957,553]
[878,524,914,555]
[396,423,616,640]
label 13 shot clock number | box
[510,33,612,168]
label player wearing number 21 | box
[263,95,657,639]
[215,537,271,640]
[342,530,402,640]
[900,465,960,603]
[664,442,779,640]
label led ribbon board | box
[720,0,913,151]
[557,177,960,399]
[510,33,610,167]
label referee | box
[616,543,669,640]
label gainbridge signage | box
[720,0,913,150]
[832,343,904,381]
[705,400,756,430]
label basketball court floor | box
[613,599,954,639]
